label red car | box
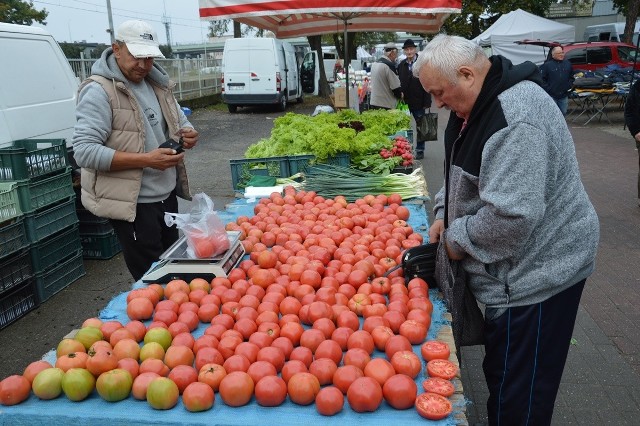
[517,40,640,71]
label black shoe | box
[415,151,424,160]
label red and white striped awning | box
[198,0,461,38]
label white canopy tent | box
[472,9,575,65]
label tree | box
[58,42,84,59]
[159,44,172,58]
[307,35,332,97]
[207,19,263,38]
[0,0,47,25]
[442,0,553,39]
[612,0,640,45]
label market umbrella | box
[199,0,461,107]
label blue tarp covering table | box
[0,198,466,425]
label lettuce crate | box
[0,217,29,260]
[30,224,82,273]
[230,157,290,191]
[80,231,121,259]
[15,168,75,213]
[0,182,22,223]
[287,153,351,175]
[0,249,33,297]
[0,139,69,181]
[0,279,38,330]
[35,251,85,303]
[24,197,79,243]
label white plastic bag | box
[164,193,230,258]
[311,105,335,116]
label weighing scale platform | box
[141,231,244,283]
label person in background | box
[398,39,432,159]
[415,34,599,425]
[72,19,199,281]
[540,45,574,115]
[369,42,402,110]
[624,78,640,206]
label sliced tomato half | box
[422,377,455,397]
[426,359,459,380]
[415,392,452,420]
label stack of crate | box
[75,200,122,260]
[0,139,85,312]
[0,182,35,330]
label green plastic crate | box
[0,139,69,181]
[80,231,121,259]
[15,168,75,213]
[0,218,29,260]
[35,251,85,303]
[287,153,351,176]
[230,157,290,191]
[0,249,33,296]
[0,182,22,223]
[0,279,38,330]
[30,224,82,273]
[24,198,79,243]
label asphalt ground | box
[1,97,639,425]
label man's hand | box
[145,149,185,170]
[634,132,640,143]
[180,127,199,150]
[428,219,445,243]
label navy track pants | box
[483,279,586,426]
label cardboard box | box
[333,87,347,108]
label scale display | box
[141,231,245,283]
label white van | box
[0,23,78,148]
[584,22,640,45]
[222,37,317,113]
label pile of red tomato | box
[0,188,458,421]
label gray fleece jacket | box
[434,56,599,309]
[72,48,191,203]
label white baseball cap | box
[115,20,164,59]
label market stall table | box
[0,198,468,425]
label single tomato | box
[382,373,417,409]
[315,386,344,416]
[421,340,451,362]
[182,381,215,412]
[346,376,383,413]
[254,375,287,407]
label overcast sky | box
[32,0,210,45]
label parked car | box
[561,41,639,71]
[516,40,640,72]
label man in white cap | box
[369,42,402,110]
[72,19,199,281]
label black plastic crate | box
[15,168,75,213]
[80,231,121,259]
[30,224,82,274]
[76,208,113,235]
[0,279,38,330]
[35,251,85,303]
[0,249,33,296]
[0,217,29,260]
[24,197,79,243]
[0,139,69,181]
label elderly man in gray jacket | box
[416,34,599,426]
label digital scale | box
[141,231,245,283]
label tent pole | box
[344,19,350,109]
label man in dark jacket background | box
[623,78,640,206]
[540,45,574,116]
[398,39,432,159]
